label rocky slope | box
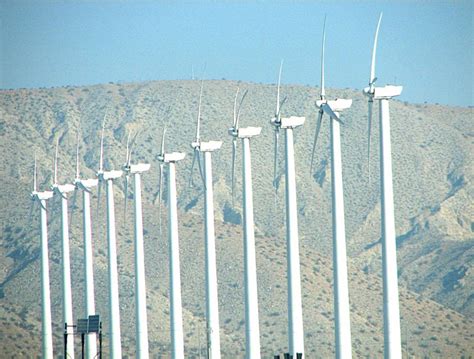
[0,80,472,357]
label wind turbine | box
[189,81,222,359]
[30,155,54,359]
[270,61,306,358]
[51,139,76,359]
[157,126,186,359]
[122,131,151,359]
[96,116,123,358]
[228,88,262,359]
[363,13,403,359]
[73,132,99,359]
[310,17,353,359]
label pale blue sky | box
[1,1,472,106]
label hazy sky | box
[1,1,472,106]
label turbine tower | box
[270,61,305,358]
[157,127,186,359]
[310,18,353,359]
[189,80,222,359]
[363,13,403,359]
[51,140,76,359]
[229,88,262,359]
[123,131,151,359]
[30,155,54,359]
[96,117,123,358]
[73,133,99,359]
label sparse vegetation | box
[0,80,472,356]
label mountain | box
[0,80,472,357]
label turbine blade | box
[128,131,140,165]
[236,89,249,129]
[54,138,59,185]
[158,163,164,235]
[95,183,102,246]
[370,12,383,88]
[273,129,280,210]
[162,107,172,129]
[233,88,240,128]
[96,181,102,220]
[125,131,132,166]
[28,201,35,222]
[75,131,80,179]
[124,175,129,221]
[321,15,326,99]
[322,103,339,120]
[273,129,279,190]
[39,200,47,212]
[368,99,373,182]
[188,150,197,188]
[279,96,288,116]
[310,111,324,175]
[196,78,204,141]
[231,139,236,207]
[99,114,106,172]
[33,153,37,192]
[276,59,284,115]
[160,127,167,155]
[69,189,78,227]
[197,150,205,188]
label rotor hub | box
[270,117,281,128]
[228,127,238,138]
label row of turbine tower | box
[30,13,403,359]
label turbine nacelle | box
[279,116,305,129]
[98,170,123,181]
[317,99,352,112]
[159,152,186,163]
[52,183,75,194]
[31,190,54,201]
[74,178,98,191]
[199,140,222,152]
[316,99,352,121]
[230,126,262,139]
[124,163,151,174]
[363,85,403,100]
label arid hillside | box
[0,80,472,357]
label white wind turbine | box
[51,139,76,359]
[189,81,222,359]
[96,116,123,358]
[363,13,403,359]
[228,88,262,359]
[72,132,99,359]
[270,61,306,358]
[157,126,186,359]
[310,17,353,359]
[122,130,151,359]
[30,155,54,359]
